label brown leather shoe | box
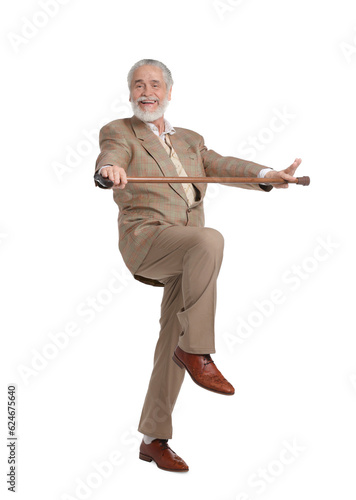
[173,345,235,395]
[139,439,189,472]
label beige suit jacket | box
[95,116,272,286]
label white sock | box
[143,435,158,444]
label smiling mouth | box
[139,100,157,106]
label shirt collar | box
[145,118,176,138]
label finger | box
[289,158,302,173]
[118,172,128,189]
[113,169,123,186]
[112,175,124,190]
[103,167,117,183]
[120,170,128,185]
[116,181,126,190]
[109,169,117,183]
[101,167,110,178]
[114,170,128,189]
[274,183,289,189]
[281,172,298,182]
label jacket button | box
[187,208,192,213]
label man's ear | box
[167,86,173,101]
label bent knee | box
[196,227,224,251]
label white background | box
[1,0,356,499]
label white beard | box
[131,95,170,122]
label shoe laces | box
[160,439,169,450]
[203,354,214,366]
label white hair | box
[127,59,174,91]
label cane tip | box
[297,176,310,186]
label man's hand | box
[100,165,128,190]
[265,158,302,189]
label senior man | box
[95,59,301,472]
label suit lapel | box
[130,116,189,205]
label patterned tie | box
[159,134,196,206]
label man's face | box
[129,65,172,122]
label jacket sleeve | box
[198,134,273,192]
[95,123,132,174]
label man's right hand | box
[100,165,128,190]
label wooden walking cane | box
[94,173,310,189]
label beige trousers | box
[135,225,224,439]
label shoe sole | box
[172,352,235,396]
[139,452,189,472]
